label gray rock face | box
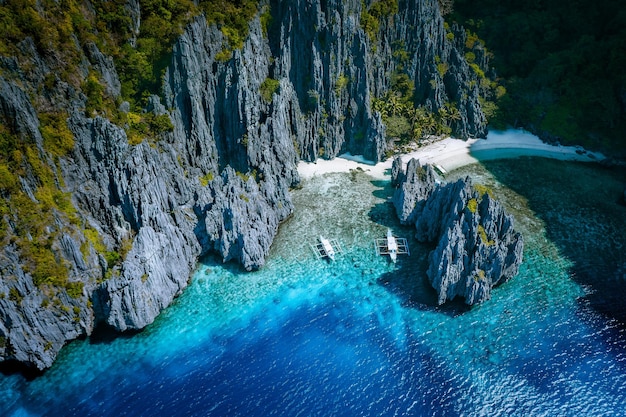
[0,244,94,369]
[392,158,438,224]
[84,42,121,98]
[265,0,488,162]
[392,158,524,305]
[0,77,98,369]
[125,0,141,47]
[0,77,42,144]
[387,1,488,139]
[0,0,494,369]
[65,114,202,332]
[163,15,297,269]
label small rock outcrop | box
[392,158,524,305]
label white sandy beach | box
[297,129,606,180]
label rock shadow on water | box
[88,323,143,345]
[480,158,626,325]
[370,179,394,200]
[0,359,45,380]
[367,190,471,316]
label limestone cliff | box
[392,158,524,305]
[0,0,491,369]
[266,0,487,162]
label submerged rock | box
[392,157,524,305]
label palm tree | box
[410,106,437,139]
[388,93,404,117]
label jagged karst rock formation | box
[392,158,524,305]
[0,0,492,369]
[0,76,99,369]
[266,0,488,162]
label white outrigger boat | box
[311,236,343,261]
[375,228,409,263]
[386,228,398,263]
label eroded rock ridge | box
[392,158,524,305]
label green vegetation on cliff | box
[260,77,280,103]
[373,72,447,144]
[361,0,399,44]
[0,0,259,109]
[0,119,80,296]
[99,0,258,106]
[0,0,260,295]
[452,0,626,154]
[372,68,463,147]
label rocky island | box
[392,158,524,305]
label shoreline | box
[297,129,607,180]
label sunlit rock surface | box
[392,158,523,304]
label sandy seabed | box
[297,129,606,180]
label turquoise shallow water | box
[1,158,625,416]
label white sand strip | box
[297,129,606,180]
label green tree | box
[260,78,280,103]
[452,0,626,152]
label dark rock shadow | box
[197,252,249,275]
[479,158,626,325]
[89,323,142,345]
[368,181,471,316]
[0,359,44,380]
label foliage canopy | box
[452,0,626,153]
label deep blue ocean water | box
[1,158,625,416]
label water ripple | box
[2,163,626,416]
